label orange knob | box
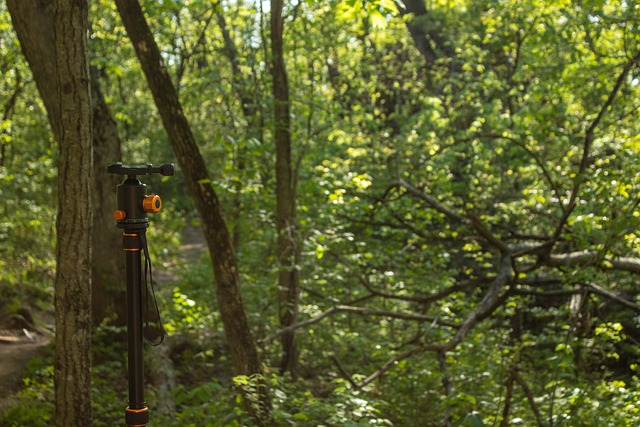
[113,210,127,220]
[142,194,162,213]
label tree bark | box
[270,0,301,377]
[89,66,125,326]
[7,0,125,327]
[7,0,61,140]
[52,0,93,425]
[113,1,271,423]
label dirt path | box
[0,338,50,396]
[0,327,51,413]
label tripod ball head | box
[108,162,173,229]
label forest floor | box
[0,224,207,415]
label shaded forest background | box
[2,0,640,425]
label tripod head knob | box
[107,162,175,177]
[142,195,162,214]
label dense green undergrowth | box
[2,243,640,426]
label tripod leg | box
[124,232,149,427]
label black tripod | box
[108,162,174,427]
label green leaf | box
[464,413,486,427]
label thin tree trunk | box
[270,0,301,377]
[113,1,271,423]
[51,0,93,425]
[0,69,21,167]
[216,9,252,250]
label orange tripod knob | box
[113,210,127,220]
[142,195,162,214]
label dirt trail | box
[0,337,50,395]
[0,326,51,413]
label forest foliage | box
[2,0,640,425]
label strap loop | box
[139,230,165,346]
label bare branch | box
[397,179,509,251]
[261,305,458,345]
[513,277,640,312]
[438,351,454,427]
[356,344,426,387]
[329,250,481,304]
[582,281,640,312]
[547,250,640,274]
[397,178,468,223]
[442,254,512,350]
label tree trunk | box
[52,0,93,425]
[6,0,61,140]
[89,66,126,326]
[216,9,262,249]
[7,0,125,327]
[270,0,301,377]
[113,1,271,423]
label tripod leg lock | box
[123,232,142,251]
[125,405,149,427]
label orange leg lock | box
[125,405,149,427]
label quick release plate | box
[107,162,175,177]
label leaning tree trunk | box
[51,0,93,425]
[270,0,301,377]
[7,0,125,328]
[113,1,271,424]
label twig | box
[329,355,359,389]
[500,371,515,427]
[511,368,544,427]
[438,351,454,427]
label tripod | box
[108,162,174,427]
